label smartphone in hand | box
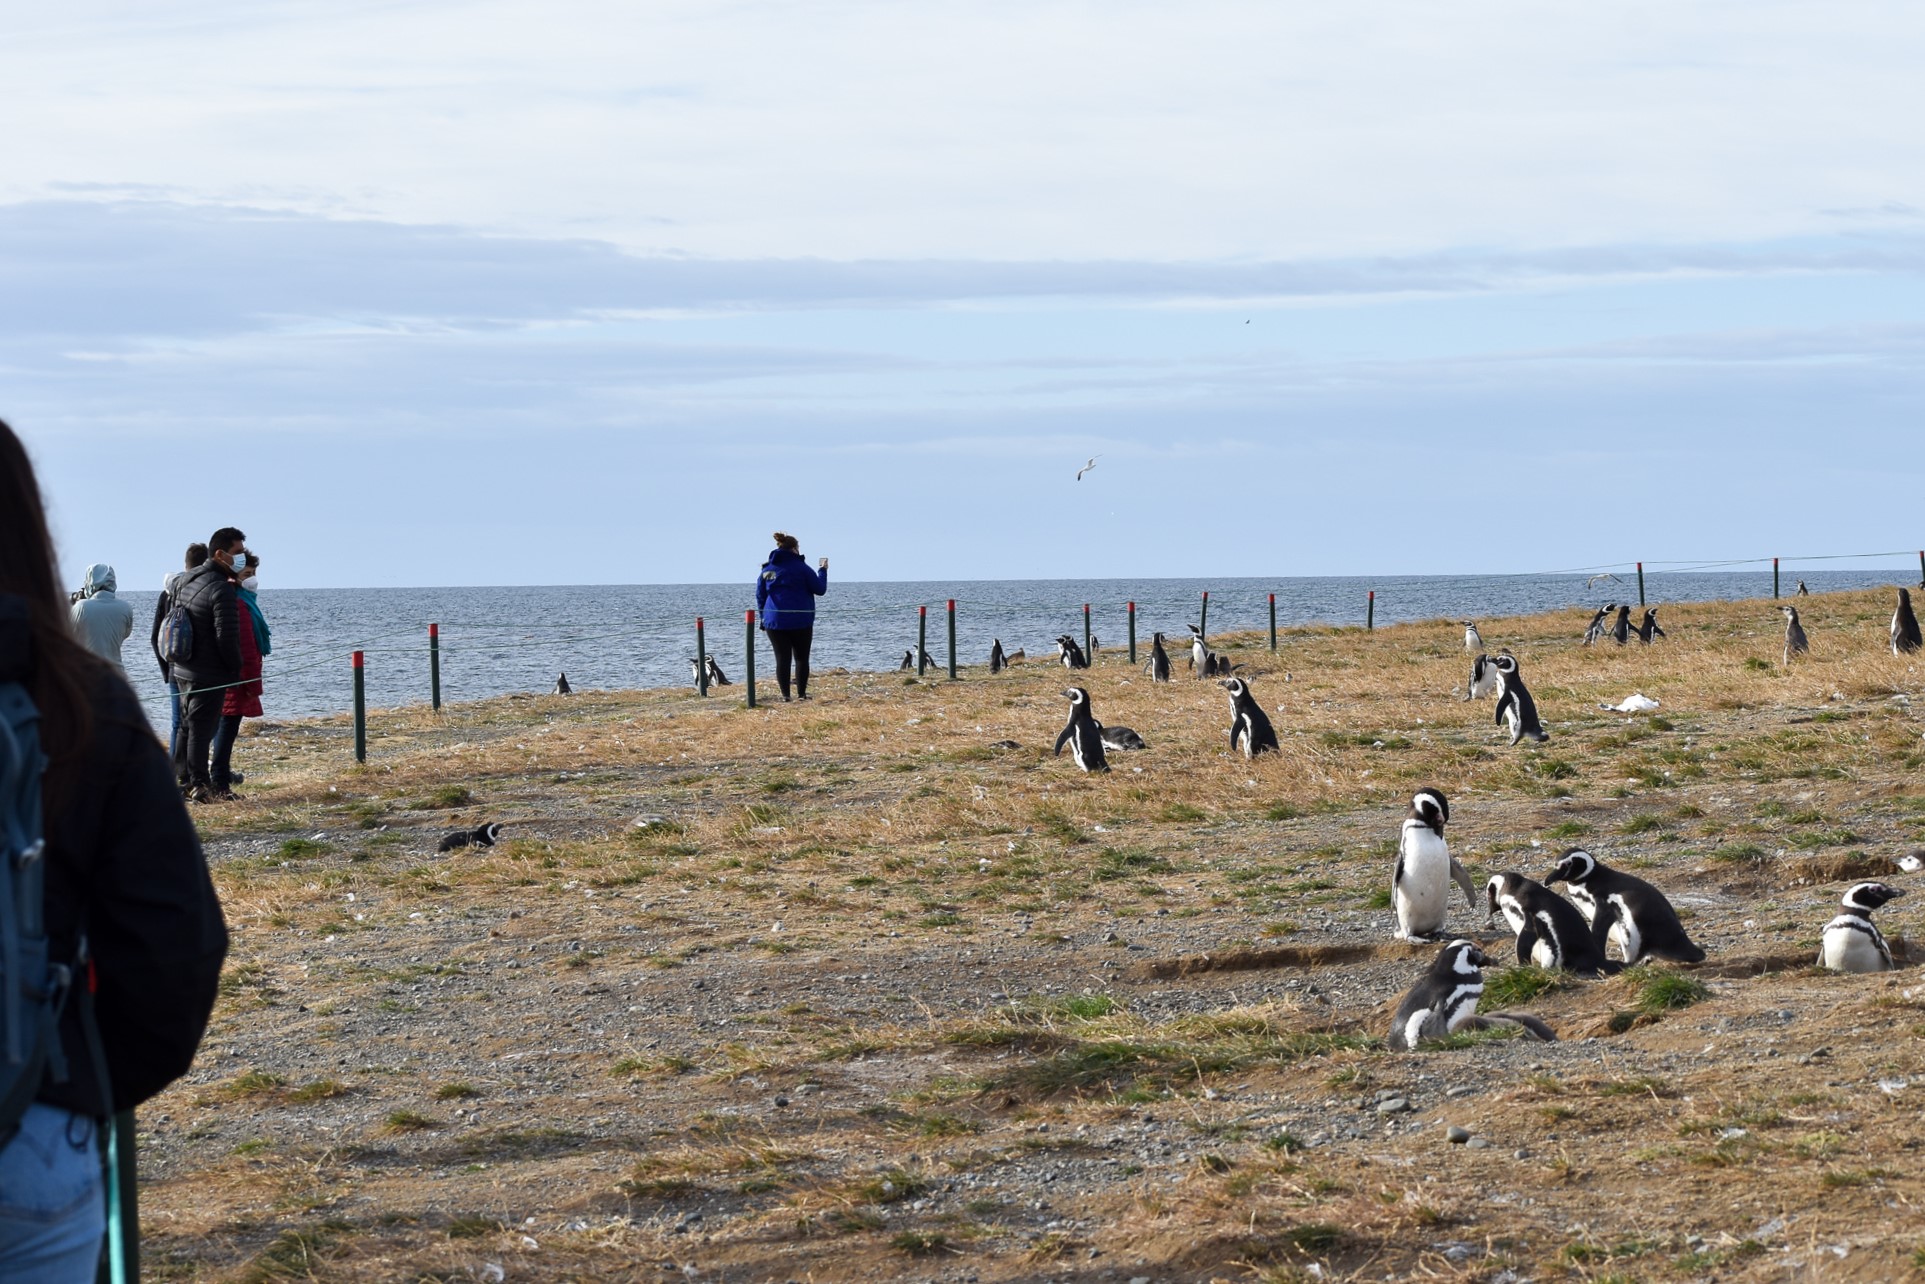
[818,557,829,570]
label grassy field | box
[143,587,1925,1282]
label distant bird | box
[552,672,572,696]
[1781,605,1809,665]
[1582,605,1614,646]
[705,655,731,686]
[1610,604,1633,646]
[1463,621,1482,652]
[1145,631,1172,682]
[899,649,915,672]
[1075,456,1101,481]
[1586,573,1623,589]
[1636,608,1666,644]
[989,639,1008,674]
[1795,580,1809,596]
[439,822,503,853]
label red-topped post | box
[744,610,757,707]
[429,623,441,711]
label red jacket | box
[222,602,263,717]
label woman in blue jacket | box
[755,532,828,701]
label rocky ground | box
[137,589,1925,1282]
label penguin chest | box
[1394,828,1451,931]
[1605,895,1642,962]
[1821,918,1890,973]
[1529,912,1564,967]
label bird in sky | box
[1075,456,1101,481]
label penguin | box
[1582,604,1614,646]
[1390,788,1477,941]
[1893,587,1923,655]
[1056,634,1090,669]
[989,639,1007,674]
[1485,872,1617,976]
[438,822,504,853]
[552,672,572,696]
[1490,652,1549,745]
[1187,624,1215,678]
[1543,848,1704,965]
[705,655,732,686]
[1781,605,1809,666]
[1462,653,1500,702]
[1818,882,1905,973]
[1221,677,1279,757]
[1463,621,1482,652]
[1052,686,1109,772]
[899,649,915,672]
[1210,653,1235,677]
[1097,724,1147,751]
[688,657,704,685]
[1610,604,1633,646]
[1386,940,1557,1050]
[1146,632,1172,682]
[1796,579,1809,596]
[1089,635,1101,658]
[1636,608,1666,644]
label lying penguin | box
[1387,939,1557,1050]
[438,822,504,853]
[1819,882,1905,973]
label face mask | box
[242,577,260,592]
[230,553,249,572]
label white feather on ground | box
[1599,694,1661,713]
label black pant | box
[174,680,227,790]
[765,627,813,698]
[211,713,243,791]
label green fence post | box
[918,606,928,676]
[352,650,366,762]
[1199,590,1209,644]
[1637,562,1646,607]
[1268,592,1277,650]
[947,599,957,680]
[1773,557,1780,599]
[1127,601,1137,665]
[744,611,757,708]
[696,617,708,696]
[1366,590,1374,631]
[428,623,441,712]
[1083,603,1092,661]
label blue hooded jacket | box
[756,548,828,630]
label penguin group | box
[688,655,731,686]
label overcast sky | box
[8,1,1925,588]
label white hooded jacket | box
[71,562,136,671]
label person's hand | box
[818,557,828,570]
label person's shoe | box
[211,789,243,802]
[186,785,215,804]
[797,692,811,700]
[230,771,245,785]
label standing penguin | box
[1463,621,1483,652]
[1818,882,1905,973]
[1781,605,1809,666]
[705,655,732,686]
[1186,624,1217,678]
[1146,632,1172,683]
[1052,687,1109,772]
[552,672,573,696]
[1893,588,1923,655]
[1543,849,1704,965]
[1486,872,1617,976]
[1795,580,1809,596]
[1610,605,1633,646]
[1221,677,1279,757]
[1386,940,1557,1050]
[989,639,1007,674]
[1582,605,1614,646]
[1462,653,1500,702]
[1490,652,1549,745]
[1636,608,1666,644]
[898,649,915,672]
[1390,788,1477,941]
[1056,634,1090,670]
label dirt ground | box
[141,589,1925,1283]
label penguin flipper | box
[1449,857,1477,909]
[1053,725,1073,757]
[1514,925,1538,967]
[1494,687,1514,728]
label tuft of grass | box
[434,1081,481,1101]
[447,1215,502,1240]
[1159,802,1207,823]
[1479,966,1569,1009]
[285,1079,349,1104]
[276,837,331,859]
[1626,966,1710,1014]
[383,1109,440,1133]
[1281,1223,1344,1253]
[857,1168,928,1204]
[1710,843,1769,867]
[892,1230,948,1256]
[421,784,473,809]
[224,1070,287,1098]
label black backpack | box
[159,592,195,667]
[0,596,73,1142]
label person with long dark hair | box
[755,532,828,701]
[0,421,228,1278]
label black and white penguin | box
[705,655,732,686]
[1146,632,1172,683]
[1610,604,1633,646]
[1490,652,1549,745]
[1781,605,1809,666]
[1485,872,1617,976]
[1818,882,1905,973]
[1636,608,1666,644]
[1056,635,1091,670]
[1089,635,1101,659]
[1052,686,1109,772]
[1582,605,1612,646]
[1543,848,1704,965]
[1795,580,1809,596]
[553,672,572,696]
[438,822,504,853]
[1187,624,1215,678]
[688,657,704,685]
[989,639,1007,674]
[1893,588,1923,656]
[1462,653,1500,702]
[1220,677,1279,757]
[899,649,915,672]
[1463,621,1483,652]
[1391,788,1477,941]
[1386,940,1557,1050]
[1097,724,1147,751]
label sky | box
[6,1,1925,588]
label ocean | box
[112,570,1914,723]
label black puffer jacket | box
[5,614,230,1115]
[168,560,241,685]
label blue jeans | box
[167,678,182,759]
[210,713,242,790]
[0,1104,104,1283]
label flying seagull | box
[1075,455,1101,481]
[1586,572,1623,589]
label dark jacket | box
[7,624,229,1115]
[755,549,828,630]
[169,560,242,685]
